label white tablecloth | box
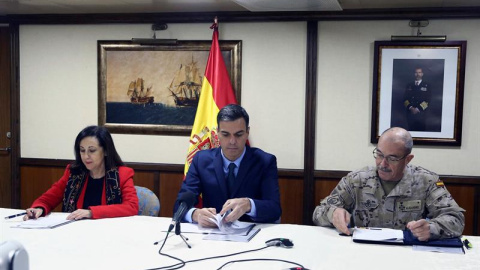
[1,208,479,270]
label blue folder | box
[402,230,464,248]
[352,228,464,249]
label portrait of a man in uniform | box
[390,59,444,132]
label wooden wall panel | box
[20,166,65,211]
[477,186,480,236]
[447,185,475,235]
[314,179,339,206]
[133,171,155,192]
[278,177,303,224]
[159,172,183,218]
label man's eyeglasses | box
[372,148,408,164]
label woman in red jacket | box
[24,125,139,220]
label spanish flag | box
[184,19,237,176]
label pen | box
[4,212,28,220]
[358,227,382,230]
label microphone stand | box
[175,222,191,249]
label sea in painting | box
[106,102,197,125]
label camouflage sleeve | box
[313,176,355,227]
[425,181,465,239]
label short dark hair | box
[71,125,124,173]
[217,104,249,128]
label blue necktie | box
[227,163,236,196]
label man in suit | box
[403,67,431,131]
[175,104,281,227]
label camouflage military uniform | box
[313,165,465,239]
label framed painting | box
[371,41,467,146]
[98,40,242,136]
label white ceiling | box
[1,0,480,15]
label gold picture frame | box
[371,41,467,146]
[98,40,242,136]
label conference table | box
[1,208,479,270]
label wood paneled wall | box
[19,159,479,235]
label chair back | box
[135,186,160,216]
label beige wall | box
[19,22,307,169]
[316,20,480,176]
[19,19,479,175]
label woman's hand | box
[23,208,43,220]
[67,209,92,220]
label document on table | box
[352,227,404,244]
[12,212,75,229]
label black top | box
[82,176,104,209]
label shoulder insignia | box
[435,180,445,187]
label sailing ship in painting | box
[127,78,154,104]
[168,57,203,107]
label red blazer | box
[31,165,139,219]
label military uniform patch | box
[397,200,422,212]
[327,197,340,205]
[361,199,378,210]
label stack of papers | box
[12,213,75,229]
[209,212,255,235]
[177,213,260,242]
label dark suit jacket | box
[175,146,282,223]
[404,80,430,111]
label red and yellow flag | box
[184,19,237,176]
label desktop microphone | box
[168,191,195,233]
[0,240,29,270]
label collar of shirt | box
[415,80,422,85]
[220,147,246,176]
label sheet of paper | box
[203,227,261,242]
[413,245,464,254]
[12,212,75,229]
[353,227,404,242]
[179,221,256,236]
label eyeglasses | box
[372,148,408,164]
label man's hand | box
[23,208,43,220]
[406,219,431,241]
[66,209,92,220]
[192,208,217,228]
[332,208,351,235]
[220,198,251,223]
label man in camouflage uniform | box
[313,127,464,241]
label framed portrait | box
[98,40,242,136]
[371,41,467,146]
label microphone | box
[168,191,195,233]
